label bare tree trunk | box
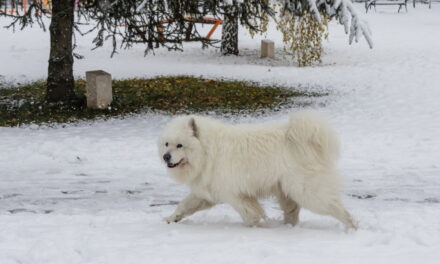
[45,0,76,103]
[221,4,239,55]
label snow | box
[136,0,149,12]
[1,4,440,264]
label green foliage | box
[240,0,271,38]
[0,76,323,126]
[277,8,329,67]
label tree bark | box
[221,4,239,56]
[45,0,76,103]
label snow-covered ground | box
[1,4,440,264]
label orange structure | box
[129,17,223,43]
[1,0,51,15]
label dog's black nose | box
[163,153,171,162]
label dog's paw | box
[242,217,263,228]
[163,214,183,224]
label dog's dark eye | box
[176,144,183,148]
[165,142,168,147]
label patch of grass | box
[0,76,325,126]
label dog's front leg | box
[164,193,214,223]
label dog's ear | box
[189,117,199,138]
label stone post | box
[86,70,112,109]
[261,39,275,59]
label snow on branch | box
[345,1,373,48]
[136,0,148,12]
[308,0,322,24]
[305,0,373,48]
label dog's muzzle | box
[167,159,184,168]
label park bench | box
[366,0,409,13]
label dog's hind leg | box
[229,196,266,227]
[164,193,214,223]
[325,201,358,229]
[300,195,358,229]
[281,177,357,229]
[276,191,301,226]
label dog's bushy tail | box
[286,111,340,168]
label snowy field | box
[1,3,440,264]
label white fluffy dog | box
[157,112,357,229]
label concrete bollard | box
[261,39,275,59]
[86,70,112,109]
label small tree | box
[278,0,373,66]
[281,0,373,48]
[278,10,329,67]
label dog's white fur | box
[158,112,357,229]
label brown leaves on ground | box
[0,76,321,126]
